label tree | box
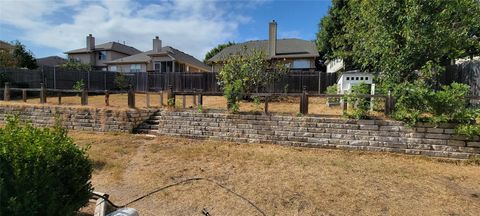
[61,59,92,71]
[218,48,288,112]
[0,51,17,68]
[316,0,350,61]
[316,0,480,83]
[204,41,235,63]
[11,41,38,69]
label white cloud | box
[0,0,258,59]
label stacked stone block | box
[139,111,480,159]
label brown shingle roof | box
[207,39,319,63]
[65,42,141,55]
[36,56,68,67]
[107,46,209,71]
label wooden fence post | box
[300,86,308,115]
[40,83,46,104]
[159,91,164,107]
[57,92,62,105]
[264,95,269,114]
[384,90,391,115]
[22,89,27,102]
[167,85,175,107]
[198,91,203,106]
[341,99,347,115]
[146,92,151,108]
[81,88,88,106]
[182,95,186,109]
[105,91,110,106]
[128,85,135,108]
[4,82,10,101]
[193,89,197,106]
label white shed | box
[337,71,374,94]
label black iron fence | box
[0,67,337,93]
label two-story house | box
[105,36,209,73]
[206,21,320,72]
[65,34,142,71]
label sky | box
[0,0,331,60]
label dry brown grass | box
[71,131,480,216]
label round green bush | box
[0,117,93,216]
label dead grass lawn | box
[72,131,480,216]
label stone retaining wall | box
[154,111,480,159]
[0,104,158,132]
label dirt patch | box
[72,131,480,216]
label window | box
[360,77,364,80]
[110,66,117,72]
[355,77,359,80]
[346,77,350,80]
[365,77,369,80]
[154,61,174,72]
[130,64,141,72]
[98,51,107,60]
[291,59,310,69]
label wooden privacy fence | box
[1,67,337,93]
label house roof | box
[106,46,209,71]
[207,39,319,63]
[36,56,68,67]
[65,42,142,55]
[0,40,14,51]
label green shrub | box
[326,84,339,104]
[0,117,93,216]
[391,81,431,125]
[392,82,477,126]
[73,79,85,92]
[344,83,371,119]
[114,73,130,90]
[455,124,480,138]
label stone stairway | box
[133,112,161,134]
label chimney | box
[86,34,95,51]
[153,36,162,53]
[268,20,277,58]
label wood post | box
[146,92,150,108]
[300,86,309,115]
[193,89,197,106]
[22,89,27,102]
[182,95,186,109]
[128,85,135,108]
[159,91,164,107]
[341,99,347,115]
[40,83,46,104]
[384,90,392,115]
[167,85,175,107]
[198,92,203,106]
[81,88,88,105]
[264,96,269,114]
[57,92,62,105]
[4,82,10,101]
[105,91,110,106]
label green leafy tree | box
[0,41,38,69]
[114,72,130,90]
[316,0,351,61]
[204,41,235,63]
[218,48,288,112]
[12,41,38,69]
[0,117,93,215]
[316,0,480,83]
[0,51,17,68]
[61,59,92,71]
